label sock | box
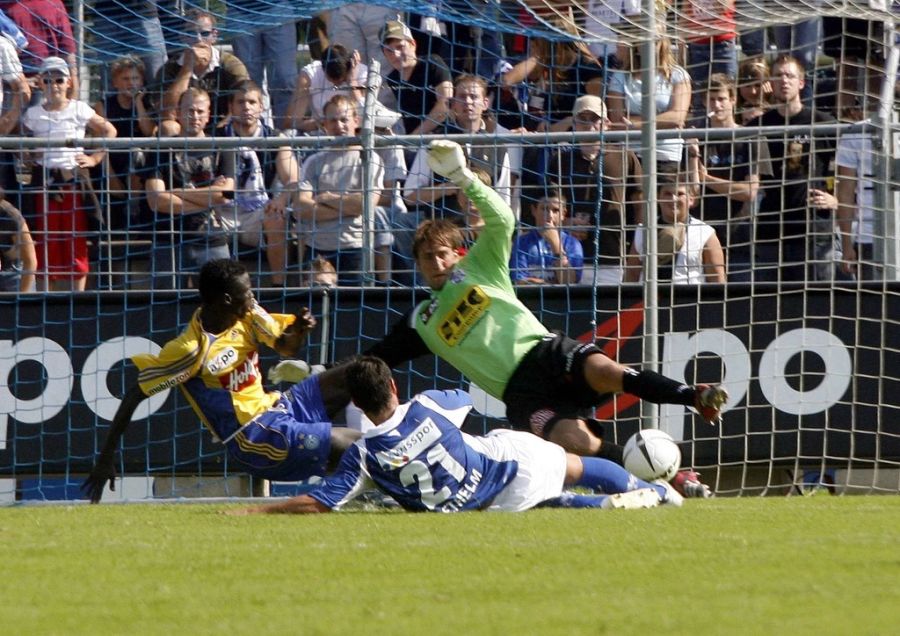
[577,457,666,499]
[622,368,695,406]
[539,493,610,509]
[595,442,624,466]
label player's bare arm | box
[80,385,147,503]
[273,307,316,356]
[231,493,331,515]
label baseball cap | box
[39,56,70,77]
[572,94,606,119]
[380,20,413,44]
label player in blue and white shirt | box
[238,357,683,514]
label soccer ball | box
[623,429,682,482]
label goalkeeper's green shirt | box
[409,178,550,399]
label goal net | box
[0,1,898,502]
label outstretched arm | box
[363,313,431,368]
[230,493,332,515]
[80,385,147,503]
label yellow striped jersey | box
[132,302,296,441]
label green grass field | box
[2,496,898,635]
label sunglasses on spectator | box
[574,114,603,125]
[41,77,66,85]
[196,29,215,38]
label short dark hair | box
[772,53,804,74]
[110,55,145,80]
[344,356,394,414]
[323,44,355,82]
[453,74,488,96]
[657,173,698,198]
[198,258,246,305]
[180,86,210,110]
[231,79,263,102]
[706,73,735,99]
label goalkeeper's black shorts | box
[502,332,612,439]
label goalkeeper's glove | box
[426,140,476,189]
[268,359,326,384]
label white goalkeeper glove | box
[426,140,475,189]
[267,359,326,384]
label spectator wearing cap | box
[22,57,117,291]
[523,94,641,285]
[151,9,249,126]
[380,19,453,137]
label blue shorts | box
[226,376,332,481]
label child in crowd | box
[624,176,725,284]
[511,191,584,285]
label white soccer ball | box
[623,429,682,482]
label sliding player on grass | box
[365,141,727,498]
[235,356,683,514]
[81,259,360,503]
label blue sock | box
[576,457,667,499]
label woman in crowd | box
[736,58,773,125]
[500,13,605,132]
[23,56,116,291]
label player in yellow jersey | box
[81,259,360,503]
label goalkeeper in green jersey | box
[364,141,728,498]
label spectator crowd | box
[0,1,893,292]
